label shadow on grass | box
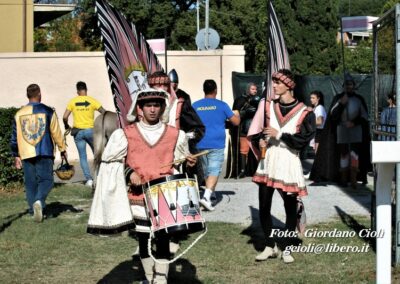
[97,255,202,283]
[335,206,376,252]
[45,201,83,218]
[240,206,285,251]
[169,257,202,283]
[0,209,29,234]
[97,256,142,283]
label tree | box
[79,0,264,72]
[75,0,384,75]
[273,0,341,75]
[382,0,400,13]
[34,15,87,51]
[336,40,373,74]
[339,0,385,17]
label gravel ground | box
[58,159,372,226]
[201,177,372,226]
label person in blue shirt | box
[193,79,240,210]
[379,93,396,141]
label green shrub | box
[0,107,23,189]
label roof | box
[341,16,379,32]
[34,3,76,27]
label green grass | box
[0,184,393,283]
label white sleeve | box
[321,106,327,120]
[101,128,128,161]
[174,130,189,162]
[314,105,323,118]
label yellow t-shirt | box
[66,95,102,129]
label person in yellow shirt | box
[63,81,105,187]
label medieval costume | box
[149,71,206,185]
[309,77,372,187]
[225,86,260,178]
[88,89,192,283]
[247,70,315,263]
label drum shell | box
[143,174,206,237]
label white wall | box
[0,45,245,160]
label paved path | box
[57,159,372,226]
[201,178,371,226]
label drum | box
[143,174,206,236]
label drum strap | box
[147,227,208,264]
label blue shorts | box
[199,148,225,177]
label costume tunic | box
[125,121,187,233]
[87,121,188,234]
[251,99,315,196]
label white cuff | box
[276,131,283,140]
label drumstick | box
[160,150,209,168]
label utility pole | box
[205,0,209,50]
[197,0,200,33]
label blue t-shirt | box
[192,98,234,149]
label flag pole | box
[164,28,168,72]
[264,0,272,129]
[261,0,272,159]
[340,17,346,78]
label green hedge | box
[0,107,23,189]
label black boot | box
[238,154,247,179]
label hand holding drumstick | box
[161,150,209,168]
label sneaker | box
[281,252,295,263]
[276,247,295,263]
[255,245,278,261]
[33,200,43,223]
[200,198,215,211]
[85,179,93,188]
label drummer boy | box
[123,88,197,283]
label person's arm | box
[316,115,324,127]
[180,99,205,144]
[63,109,71,130]
[229,110,241,126]
[50,111,67,158]
[10,116,22,169]
[330,94,346,121]
[174,130,189,162]
[173,130,197,168]
[98,106,106,114]
[265,111,316,151]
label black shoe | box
[238,171,246,179]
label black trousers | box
[258,184,298,250]
[138,232,170,259]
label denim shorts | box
[199,148,225,177]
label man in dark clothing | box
[226,82,261,178]
[310,74,372,187]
